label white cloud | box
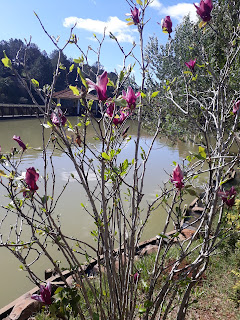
[149,1,198,22]
[63,16,137,43]
[162,3,198,22]
[149,0,162,9]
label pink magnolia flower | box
[12,135,26,151]
[31,282,52,305]
[113,110,129,126]
[194,0,213,22]
[122,87,140,110]
[131,7,140,25]
[218,186,237,208]
[51,107,67,126]
[134,271,140,283]
[86,71,108,101]
[185,59,197,72]
[233,100,240,115]
[25,167,39,192]
[171,164,184,190]
[106,102,115,118]
[158,16,172,36]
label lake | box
[0,117,202,308]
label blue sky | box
[0,0,198,84]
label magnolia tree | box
[0,0,239,319]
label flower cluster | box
[87,71,140,127]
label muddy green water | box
[0,117,202,308]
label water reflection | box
[0,117,200,308]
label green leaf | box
[115,98,127,107]
[144,300,153,308]
[0,170,7,177]
[31,79,39,88]
[69,85,80,96]
[119,70,124,83]
[59,63,66,70]
[151,91,159,98]
[173,161,177,166]
[42,122,52,129]
[184,71,192,75]
[102,152,110,161]
[107,79,115,87]
[220,179,229,186]
[69,63,75,73]
[88,100,93,109]
[139,307,146,314]
[54,287,64,294]
[198,146,206,159]
[2,51,12,69]
[186,188,197,196]
[141,92,146,98]
[93,313,99,320]
[192,74,198,81]
[199,21,207,29]
[73,56,84,64]
[77,67,88,89]
[136,0,143,5]
[172,232,180,238]
[68,120,73,130]
[158,233,168,239]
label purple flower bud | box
[25,167,39,192]
[134,272,140,283]
[106,102,115,118]
[171,164,184,190]
[131,7,140,25]
[194,0,213,22]
[159,16,172,36]
[13,135,26,151]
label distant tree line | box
[0,38,120,105]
